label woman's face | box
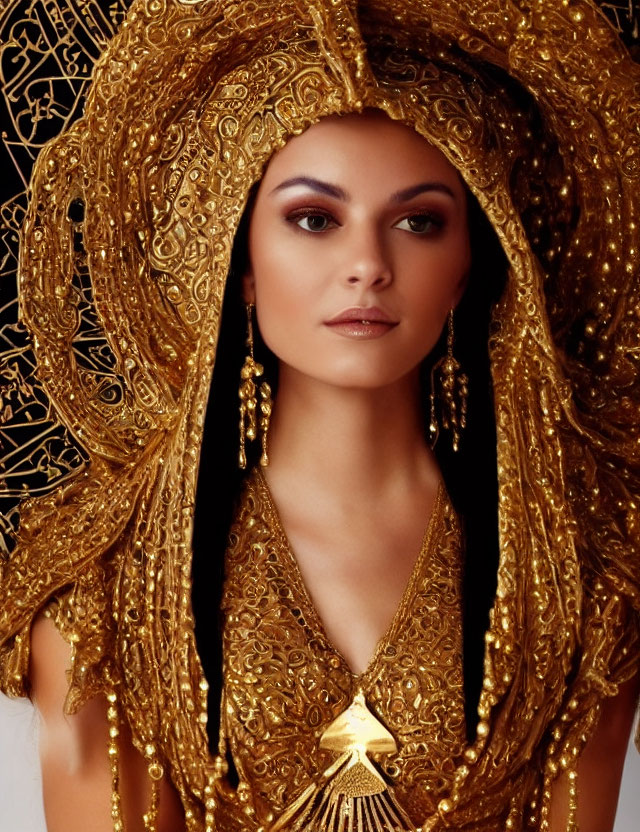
[244,111,470,391]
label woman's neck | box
[264,366,440,501]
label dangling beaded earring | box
[429,309,468,452]
[238,303,272,468]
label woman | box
[1,1,640,830]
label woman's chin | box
[280,361,419,395]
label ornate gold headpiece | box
[2,1,640,828]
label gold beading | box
[1,2,639,830]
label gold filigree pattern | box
[219,472,465,830]
[0,1,639,831]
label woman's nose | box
[343,225,393,289]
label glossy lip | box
[324,306,398,325]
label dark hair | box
[191,183,508,749]
[432,190,506,736]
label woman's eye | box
[289,212,335,232]
[394,214,442,234]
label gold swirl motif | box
[0,0,132,544]
[0,2,639,831]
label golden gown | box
[1,1,640,831]
[217,471,466,830]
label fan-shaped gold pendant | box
[270,691,417,832]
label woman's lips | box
[324,307,398,339]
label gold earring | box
[239,303,272,468]
[429,309,468,452]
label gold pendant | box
[270,691,417,832]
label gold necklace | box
[271,689,417,832]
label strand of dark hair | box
[191,190,506,749]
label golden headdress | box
[1,0,640,829]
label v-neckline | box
[254,468,445,686]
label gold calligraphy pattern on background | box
[602,0,640,44]
[0,0,131,550]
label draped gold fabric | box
[1,1,640,830]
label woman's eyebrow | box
[391,182,457,202]
[270,176,348,199]
[269,177,456,202]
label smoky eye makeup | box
[283,205,341,233]
[275,185,456,236]
[393,211,447,234]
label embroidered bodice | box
[216,469,466,830]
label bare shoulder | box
[30,613,185,832]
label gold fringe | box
[566,769,578,832]
[106,688,163,832]
[106,690,124,832]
